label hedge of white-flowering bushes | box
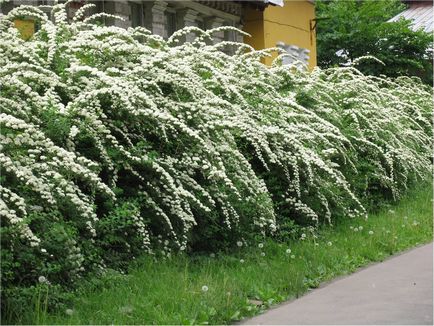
[0,2,432,307]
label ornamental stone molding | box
[197,1,242,16]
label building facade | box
[1,0,317,68]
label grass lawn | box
[17,184,433,325]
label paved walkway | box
[241,243,433,325]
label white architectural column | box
[235,23,244,43]
[144,1,168,38]
[112,1,131,29]
[177,8,199,43]
[205,16,225,44]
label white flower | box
[354,227,359,232]
[240,259,245,263]
[327,241,332,246]
[65,309,74,316]
[286,248,291,254]
[368,231,374,235]
[260,252,265,257]
[69,126,79,138]
[41,248,47,253]
[358,226,363,231]
[119,306,133,314]
[258,243,264,248]
[210,253,215,258]
[236,241,243,247]
[201,285,209,292]
[38,276,47,283]
[290,255,295,259]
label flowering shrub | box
[0,2,431,305]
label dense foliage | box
[0,3,432,314]
[316,0,433,85]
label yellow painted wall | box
[14,19,35,40]
[243,6,266,53]
[244,0,317,69]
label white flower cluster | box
[0,2,431,284]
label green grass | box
[13,185,434,325]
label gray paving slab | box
[240,243,433,325]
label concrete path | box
[241,243,433,325]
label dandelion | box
[261,252,265,257]
[236,241,243,247]
[290,255,295,259]
[240,259,245,263]
[354,227,359,232]
[349,226,354,230]
[412,221,419,226]
[258,243,264,248]
[201,285,209,292]
[38,276,47,283]
[388,210,396,214]
[41,248,47,253]
[210,253,215,258]
[65,309,74,316]
[286,248,292,254]
[358,226,363,231]
[368,231,374,235]
[120,306,133,314]
[404,216,408,220]
[327,241,332,246]
[301,233,306,240]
